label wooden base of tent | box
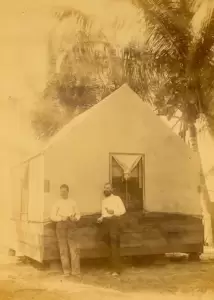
[13,212,204,263]
[42,212,204,262]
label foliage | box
[131,0,214,138]
[32,5,145,138]
[32,0,214,140]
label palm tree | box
[133,0,214,143]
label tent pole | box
[125,180,128,208]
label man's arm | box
[50,202,62,222]
[97,200,105,223]
[114,197,126,216]
[101,199,106,217]
[71,201,81,221]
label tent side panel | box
[11,168,22,220]
[11,163,29,221]
[28,154,44,222]
[11,155,45,262]
[15,221,44,262]
[19,154,45,261]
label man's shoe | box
[63,271,70,278]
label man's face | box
[103,184,112,197]
[60,187,69,199]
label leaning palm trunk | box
[188,123,213,247]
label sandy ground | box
[1,250,214,300]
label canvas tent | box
[11,84,203,261]
[12,83,201,221]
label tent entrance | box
[109,153,144,212]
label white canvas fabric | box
[112,154,142,180]
[28,155,44,222]
[13,84,201,217]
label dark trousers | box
[56,220,80,275]
[102,216,121,273]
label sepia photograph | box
[1,0,214,299]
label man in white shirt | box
[97,183,126,276]
[50,184,81,277]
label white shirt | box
[101,194,126,218]
[50,198,80,222]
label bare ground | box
[1,250,214,299]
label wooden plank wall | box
[42,212,204,261]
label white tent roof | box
[45,84,189,150]
[19,83,193,165]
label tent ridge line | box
[109,152,144,156]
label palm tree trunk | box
[188,123,198,151]
[188,123,213,246]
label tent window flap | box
[110,153,144,212]
[112,154,142,180]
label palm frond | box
[133,0,191,63]
[199,50,214,112]
[190,0,214,71]
[54,7,93,30]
